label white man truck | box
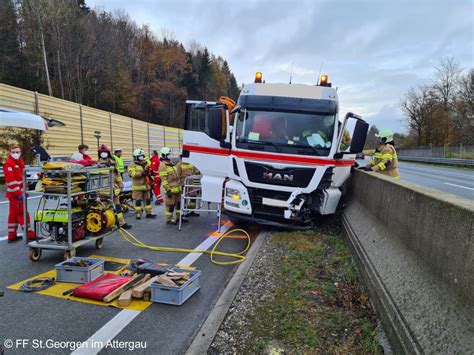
[182,73,368,228]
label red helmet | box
[98,144,111,153]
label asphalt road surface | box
[357,158,474,200]
[0,202,259,354]
[396,161,474,200]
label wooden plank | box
[132,275,158,299]
[117,289,133,306]
[103,274,146,303]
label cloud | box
[87,0,474,133]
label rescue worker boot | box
[167,220,178,225]
[7,236,22,243]
[121,223,132,230]
[146,213,157,219]
[187,211,200,217]
[134,202,143,220]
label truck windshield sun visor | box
[238,95,338,114]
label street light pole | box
[94,130,102,148]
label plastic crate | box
[86,173,111,191]
[150,268,201,305]
[55,257,105,284]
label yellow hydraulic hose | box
[118,227,251,265]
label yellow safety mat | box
[7,255,193,311]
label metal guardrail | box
[398,156,474,166]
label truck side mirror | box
[349,120,369,153]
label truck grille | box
[245,162,316,187]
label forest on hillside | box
[0,0,240,128]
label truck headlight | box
[226,188,241,200]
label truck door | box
[182,101,231,202]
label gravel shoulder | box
[210,217,384,354]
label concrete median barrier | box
[343,170,474,353]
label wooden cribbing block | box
[156,274,176,287]
[117,290,133,306]
[132,275,159,299]
[167,272,190,281]
[143,291,151,301]
[103,274,146,303]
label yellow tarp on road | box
[7,255,152,311]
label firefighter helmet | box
[160,147,172,159]
[375,129,394,143]
[98,144,111,153]
[133,148,145,160]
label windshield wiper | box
[287,143,322,156]
[238,138,282,153]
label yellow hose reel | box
[86,209,116,233]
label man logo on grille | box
[263,172,294,182]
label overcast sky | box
[88,0,473,133]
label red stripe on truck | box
[183,144,355,167]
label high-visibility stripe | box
[6,181,22,186]
[377,162,386,170]
[382,153,395,159]
[182,144,356,167]
[7,187,21,192]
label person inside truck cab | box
[302,115,334,148]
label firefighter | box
[339,121,352,151]
[128,148,157,220]
[150,150,164,205]
[158,147,186,225]
[3,145,36,243]
[360,129,400,179]
[97,144,132,229]
[177,155,200,217]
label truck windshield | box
[235,109,335,156]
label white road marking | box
[0,196,41,205]
[0,236,7,241]
[444,183,474,191]
[399,163,474,179]
[71,224,232,355]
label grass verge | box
[246,225,382,354]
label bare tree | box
[23,0,52,96]
[432,57,462,108]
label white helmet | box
[160,147,172,159]
[133,148,145,160]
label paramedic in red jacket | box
[70,144,96,166]
[150,150,163,205]
[3,145,36,243]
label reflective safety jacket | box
[369,143,400,179]
[340,128,352,150]
[128,160,152,191]
[176,161,200,186]
[112,155,125,174]
[159,161,181,194]
[3,155,25,198]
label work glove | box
[364,166,373,171]
[166,190,172,199]
[18,194,25,201]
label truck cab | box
[183,73,368,228]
